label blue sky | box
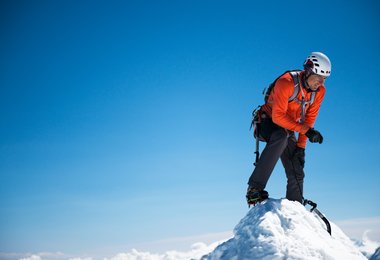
[1,0,379,257]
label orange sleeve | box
[271,77,309,134]
[296,86,326,148]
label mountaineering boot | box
[246,186,269,206]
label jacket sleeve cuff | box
[297,133,308,149]
[300,125,310,134]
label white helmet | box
[303,52,331,77]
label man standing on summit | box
[247,52,331,206]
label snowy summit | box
[203,199,369,260]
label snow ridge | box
[203,199,367,260]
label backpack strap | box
[289,71,300,102]
[289,71,316,106]
[309,91,316,105]
[264,70,302,104]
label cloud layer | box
[2,240,226,260]
[2,217,379,260]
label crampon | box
[246,188,269,207]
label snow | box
[203,199,370,260]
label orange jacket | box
[261,71,326,148]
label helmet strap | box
[302,72,310,88]
[302,71,319,93]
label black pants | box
[248,117,305,203]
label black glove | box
[305,128,323,144]
[293,147,305,168]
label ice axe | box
[303,199,332,235]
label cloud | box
[68,258,93,260]
[105,240,227,260]
[0,240,225,260]
[127,231,233,254]
[336,216,380,241]
[20,256,41,260]
[354,231,380,258]
[0,252,89,260]
[335,217,380,258]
